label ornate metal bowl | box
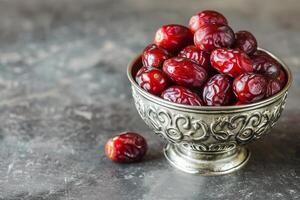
[127,48,292,175]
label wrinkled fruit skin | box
[142,44,171,68]
[233,73,267,103]
[194,24,235,52]
[233,31,257,55]
[105,132,147,163]
[202,74,233,106]
[161,86,204,106]
[178,45,211,71]
[189,10,228,33]
[154,24,193,54]
[252,54,281,78]
[266,78,282,97]
[210,48,253,77]
[163,57,208,88]
[135,67,169,95]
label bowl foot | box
[163,144,250,175]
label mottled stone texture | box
[0,0,299,199]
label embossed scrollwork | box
[132,88,210,144]
[132,87,288,152]
[211,95,287,144]
[182,141,237,152]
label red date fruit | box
[276,69,286,87]
[210,48,253,77]
[233,31,257,55]
[154,24,193,54]
[161,86,203,106]
[178,45,210,71]
[142,44,172,68]
[202,74,233,106]
[105,132,147,163]
[266,78,282,98]
[135,67,168,95]
[189,10,228,33]
[233,73,267,103]
[163,57,208,88]
[252,54,281,78]
[194,24,235,52]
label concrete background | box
[0,0,299,199]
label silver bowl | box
[127,48,292,175]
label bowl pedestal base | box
[163,144,251,175]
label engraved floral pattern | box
[132,88,288,152]
[182,141,237,152]
[145,105,209,143]
[212,93,287,144]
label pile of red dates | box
[105,10,288,164]
[136,10,286,106]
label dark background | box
[0,0,299,199]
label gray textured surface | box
[0,0,299,199]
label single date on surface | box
[163,57,208,88]
[154,24,193,54]
[142,44,172,68]
[135,67,169,95]
[202,74,234,106]
[161,86,204,106]
[210,48,253,78]
[105,132,148,163]
[189,10,228,34]
[233,73,267,103]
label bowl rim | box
[127,47,292,111]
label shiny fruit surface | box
[189,10,228,33]
[252,54,281,78]
[194,24,235,52]
[105,132,147,163]
[178,45,211,71]
[266,78,282,98]
[210,48,253,77]
[135,67,169,95]
[233,73,267,103]
[163,57,208,88]
[161,86,204,106]
[154,24,193,54]
[142,44,171,68]
[202,74,233,106]
[233,31,257,55]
